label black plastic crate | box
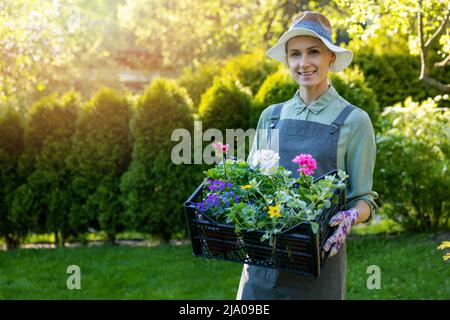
[184,169,346,278]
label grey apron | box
[237,102,355,300]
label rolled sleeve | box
[345,109,379,219]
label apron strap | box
[329,104,356,134]
[265,103,284,148]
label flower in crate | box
[292,153,317,175]
[195,144,348,242]
[212,141,229,154]
[268,205,281,219]
[251,149,281,175]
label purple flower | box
[195,202,206,213]
[207,179,217,191]
[205,194,220,207]
[207,179,230,191]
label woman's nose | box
[298,55,311,68]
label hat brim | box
[266,28,353,72]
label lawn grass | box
[1,229,449,300]
[345,232,449,299]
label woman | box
[237,11,378,300]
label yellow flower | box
[437,241,450,250]
[268,205,281,218]
[241,185,252,190]
[438,241,450,262]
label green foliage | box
[198,76,252,132]
[178,49,277,112]
[177,58,226,110]
[9,184,38,239]
[0,108,24,248]
[221,48,279,96]
[0,1,78,108]
[252,68,298,128]
[374,97,450,231]
[329,66,380,127]
[254,68,298,109]
[117,0,300,71]
[68,87,132,242]
[336,0,450,99]
[351,217,405,236]
[120,78,198,242]
[10,93,79,244]
[352,51,447,109]
[334,0,450,59]
[0,0,136,109]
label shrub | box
[374,96,450,231]
[0,108,24,248]
[221,48,278,96]
[198,75,252,132]
[68,87,132,243]
[177,58,225,110]
[352,50,449,109]
[252,68,298,129]
[329,66,380,128]
[120,78,199,243]
[10,93,79,245]
[178,49,277,111]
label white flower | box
[251,149,280,175]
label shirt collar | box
[292,84,338,115]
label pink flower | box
[292,153,317,175]
[212,142,229,154]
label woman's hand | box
[323,208,360,257]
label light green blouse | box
[248,82,379,216]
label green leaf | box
[338,169,348,180]
[310,222,319,234]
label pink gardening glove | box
[323,208,359,257]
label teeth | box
[300,71,315,76]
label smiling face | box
[286,36,336,90]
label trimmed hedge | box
[0,108,24,249]
[177,58,226,110]
[252,68,298,128]
[10,93,79,245]
[120,78,198,243]
[198,75,252,132]
[221,48,278,96]
[68,87,132,243]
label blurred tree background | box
[0,0,449,248]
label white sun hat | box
[266,11,353,72]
